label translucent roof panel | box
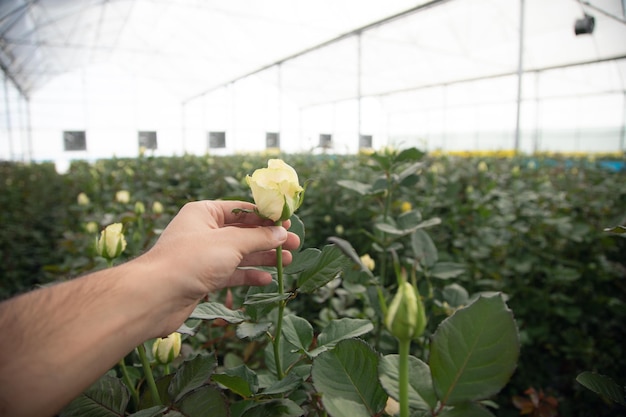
[0,0,423,98]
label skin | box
[0,200,300,417]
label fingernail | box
[271,226,287,241]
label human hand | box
[138,200,300,334]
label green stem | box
[137,343,161,405]
[118,358,139,408]
[399,338,411,417]
[273,241,285,380]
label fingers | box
[215,225,296,256]
[206,200,293,229]
[239,249,293,268]
[227,268,273,288]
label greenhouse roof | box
[2,0,625,104]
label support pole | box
[514,0,525,152]
[4,73,14,160]
[357,32,363,149]
[619,91,626,152]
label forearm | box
[0,258,173,417]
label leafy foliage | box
[3,150,625,416]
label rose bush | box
[2,151,624,416]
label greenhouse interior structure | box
[1,0,626,168]
[1,1,626,417]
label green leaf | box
[375,217,441,237]
[438,402,496,417]
[411,229,438,268]
[261,373,303,396]
[127,406,167,417]
[429,294,519,405]
[284,248,321,274]
[396,147,425,163]
[168,354,217,402]
[282,314,314,352]
[310,318,374,357]
[243,292,291,306]
[245,281,278,321]
[397,210,423,230]
[241,399,304,417]
[576,371,626,405]
[604,225,626,234]
[442,284,469,308]
[60,374,129,417]
[327,236,374,277]
[236,321,272,339]
[430,262,466,280]
[189,302,248,323]
[337,179,375,195]
[212,365,259,398]
[297,244,351,293]
[312,339,388,417]
[289,214,305,252]
[378,354,437,411]
[176,385,229,417]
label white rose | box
[96,223,127,260]
[246,159,304,222]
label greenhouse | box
[1,1,625,417]
[1,0,626,166]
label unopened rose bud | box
[96,223,127,260]
[360,254,376,271]
[77,192,90,206]
[385,281,426,342]
[477,161,488,172]
[400,201,412,213]
[152,201,164,215]
[246,159,304,222]
[115,190,130,204]
[84,221,98,234]
[152,332,182,365]
[134,201,145,215]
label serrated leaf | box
[243,292,290,306]
[442,284,469,308]
[337,180,375,195]
[236,321,272,339]
[429,295,519,405]
[282,314,313,352]
[297,244,351,293]
[396,147,425,162]
[327,236,373,276]
[604,225,626,234]
[176,385,228,417]
[438,402,496,417]
[212,365,259,398]
[284,247,321,274]
[261,373,303,396]
[189,302,248,323]
[245,281,278,321]
[241,399,304,417]
[289,214,305,252]
[127,405,167,417]
[375,217,441,236]
[576,371,626,405]
[411,229,438,268]
[430,262,466,280]
[310,318,374,357]
[397,210,423,230]
[60,375,129,417]
[168,354,217,402]
[378,354,437,411]
[312,339,387,417]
